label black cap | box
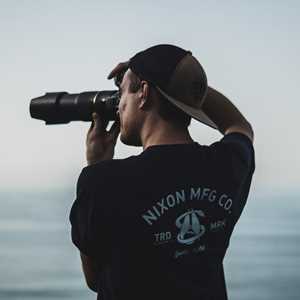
[128,44,218,129]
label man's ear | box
[138,81,151,109]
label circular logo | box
[175,209,206,245]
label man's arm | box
[202,87,254,142]
[80,252,98,292]
[77,113,120,292]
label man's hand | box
[85,60,128,165]
[107,61,129,80]
[86,112,120,165]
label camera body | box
[30,90,120,125]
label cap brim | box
[156,86,218,130]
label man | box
[69,44,255,300]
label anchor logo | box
[175,209,206,245]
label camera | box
[30,90,120,125]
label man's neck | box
[141,119,194,150]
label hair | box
[128,71,191,128]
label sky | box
[0,0,299,196]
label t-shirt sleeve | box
[210,132,255,184]
[220,132,255,173]
[209,132,255,220]
[69,165,113,259]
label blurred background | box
[0,1,299,299]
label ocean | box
[0,189,299,300]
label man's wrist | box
[87,157,113,165]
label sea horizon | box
[0,189,299,300]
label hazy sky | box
[0,1,299,196]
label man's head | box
[117,67,192,146]
[114,44,217,146]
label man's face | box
[117,69,143,146]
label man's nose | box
[117,102,123,114]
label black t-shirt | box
[69,132,255,300]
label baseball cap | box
[128,44,218,129]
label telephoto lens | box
[29,90,120,125]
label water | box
[0,189,299,300]
[224,193,300,300]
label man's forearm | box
[80,252,98,293]
[202,87,252,135]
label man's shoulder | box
[209,132,255,174]
[78,156,141,198]
[83,155,141,177]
